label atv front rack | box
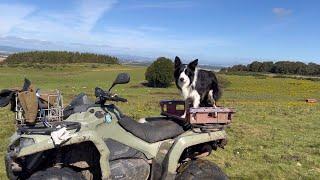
[160,100,235,125]
[15,90,64,125]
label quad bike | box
[4,73,234,180]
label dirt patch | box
[130,82,149,88]
[130,84,145,88]
[91,68,133,72]
[0,57,6,63]
[280,154,301,162]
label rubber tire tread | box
[176,160,228,180]
[28,167,85,180]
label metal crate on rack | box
[160,100,235,125]
[15,90,64,125]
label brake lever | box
[110,93,118,98]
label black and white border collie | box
[174,56,221,117]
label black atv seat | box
[118,116,185,143]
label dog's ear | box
[188,59,198,70]
[174,56,182,68]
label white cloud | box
[92,25,231,58]
[0,3,35,35]
[8,0,117,42]
[0,0,230,61]
[78,0,117,32]
[272,7,292,17]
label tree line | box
[4,51,119,64]
[221,61,320,76]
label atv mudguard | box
[13,130,112,179]
[150,130,227,180]
[162,130,227,179]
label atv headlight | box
[19,137,35,148]
[9,137,35,154]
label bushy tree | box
[260,61,274,72]
[225,60,320,76]
[271,61,307,74]
[229,65,248,71]
[248,61,263,72]
[294,62,308,75]
[145,57,174,88]
[307,63,320,75]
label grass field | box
[0,64,319,179]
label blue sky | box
[0,0,319,65]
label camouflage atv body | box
[5,73,229,180]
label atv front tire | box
[28,167,85,180]
[176,160,228,180]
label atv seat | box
[118,116,185,143]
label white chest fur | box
[180,86,201,108]
[180,87,199,100]
[178,68,201,108]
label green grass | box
[0,64,319,179]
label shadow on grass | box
[130,81,175,89]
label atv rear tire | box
[28,167,85,180]
[176,160,228,180]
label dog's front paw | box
[138,118,146,123]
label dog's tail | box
[211,73,222,101]
[212,83,222,101]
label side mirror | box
[108,73,130,91]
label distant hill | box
[0,45,29,54]
[0,44,151,63]
[0,36,153,62]
[116,54,154,62]
[0,44,225,69]
[198,64,224,71]
[4,51,119,64]
[0,37,227,68]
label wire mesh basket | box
[15,90,64,125]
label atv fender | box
[163,130,227,180]
[15,131,112,180]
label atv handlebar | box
[103,95,127,102]
[95,87,127,103]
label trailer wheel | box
[28,167,85,180]
[176,160,228,180]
